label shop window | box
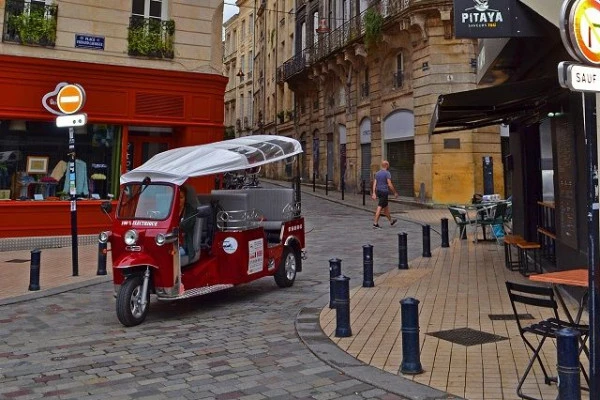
[0,121,122,201]
[2,0,58,47]
[128,0,175,59]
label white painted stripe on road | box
[60,96,80,103]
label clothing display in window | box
[63,159,89,196]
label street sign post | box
[560,1,600,397]
[41,83,87,277]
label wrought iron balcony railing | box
[393,71,404,89]
[3,0,58,47]
[279,0,411,82]
[360,82,370,98]
[128,16,175,59]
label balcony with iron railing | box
[2,0,58,47]
[279,0,411,83]
[128,16,175,59]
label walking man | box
[372,160,398,229]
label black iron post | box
[422,224,432,257]
[97,241,107,275]
[334,275,352,337]
[398,232,408,269]
[441,218,449,248]
[583,91,600,399]
[28,249,41,291]
[362,179,366,206]
[556,328,581,400]
[329,258,342,308]
[313,172,316,192]
[341,176,345,200]
[325,174,329,196]
[68,127,79,276]
[400,297,423,374]
[362,244,374,288]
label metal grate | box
[488,313,535,321]
[427,327,508,346]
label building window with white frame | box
[3,0,58,47]
[129,0,174,59]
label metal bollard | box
[441,218,449,248]
[341,176,345,200]
[556,328,581,400]
[334,275,352,337]
[313,172,316,192]
[422,224,432,257]
[362,179,366,206]
[400,297,423,374]
[398,232,408,269]
[329,258,342,308]
[325,174,329,196]
[28,249,41,291]
[363,244,374,287]
[97,241,108,275]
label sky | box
[223,2,240,23]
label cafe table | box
[529,269,588,324]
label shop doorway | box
[387,140,414,197]
[127,128,173,171]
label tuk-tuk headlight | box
[98,231,111,243]
[155,233,166,246]
[124,229,138,245]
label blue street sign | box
[75,34,105,50]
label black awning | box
[429,77,564,135]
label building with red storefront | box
[0,1,227,241]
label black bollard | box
[97,241,108,275]
[28,249,41,291]
[341,176,345,200]
[556,328,581,400]
[363,244,374,287]
[329,258,342,308]
[334,275,352,337]
[313,172,316,192]
[325,174,329,196]
[441,218,449,248]
[422,224,432,257]
[362,179,366,206]
[400,297,423,374]
[398,232,408,269]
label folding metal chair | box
[505,281,589,400]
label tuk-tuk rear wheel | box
[116,275,149,327]
[275,246,298,288]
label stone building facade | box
[278,0,504,204]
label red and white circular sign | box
[56,84,86,114]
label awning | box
[519,0,561,28]
[429,77,563,135]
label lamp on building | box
[316,18,330,34]
[236,68,245,80]
[8,120,26,131]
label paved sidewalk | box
[319,237,589,400]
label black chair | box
[505,281,589,400]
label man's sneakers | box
[391,219,398,226]
[373,219,397,229]
[373,224,382,229]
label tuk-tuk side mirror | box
[101,201,113,214]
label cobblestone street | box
[0,189,441,399]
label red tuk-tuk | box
[100,135,305,326]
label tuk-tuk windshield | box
[117,183,174,220]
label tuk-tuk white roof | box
[120,135,303,185]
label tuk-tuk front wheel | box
[116,275,149,327]
[275,246,298,288]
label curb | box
[295,294,462,400]
[0,276,112,307]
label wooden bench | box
[516,241,542,276]
[503,235,524,271]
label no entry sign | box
[56,84,85,114]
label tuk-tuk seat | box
[196,203,215,251]
[180,215,205,267]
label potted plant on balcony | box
[8,5,57,47]
[364,8,383,49]
[277,111,285,123]
[286,110,294,121]
[128,18,175,59]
